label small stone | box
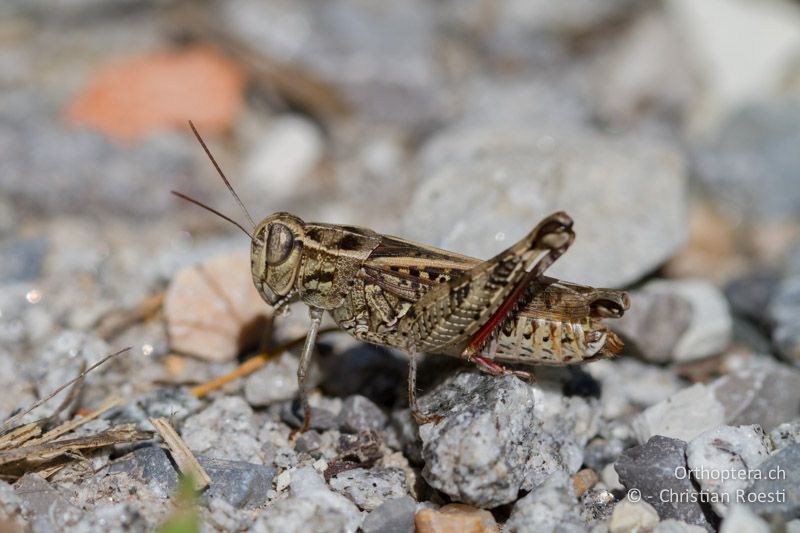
[602,463,624,491]
[505,472,584,533]
[242,114,324,205]
[182,396,262,463]
[109,446,276,508]
[0,236,47,283]
[742,443,800,520]
[280,402,339,431]
[13,474,83,529]
[405,127,687,287]
[719,505,770,533]
[361,495,416,533]
[114,387,202,427]
[615,435,714,529]
[0,479,26,530]
[686,425,772,516]
[725,272,780,326]
[415,504,499,533]
[769,275,800,365]
[295,430,322,454]
[769,420,800,450]
[573,468,599,497]
[655,519,708,533]
[66,46,245,142]
[329,467,407,511]
[609,497,660,533]
[710,357,800,431]
[417,372,537,508]
[254,466,362,533]
[164,251,271,362]
[336,395,388,434]
[633,383,726,444]
[624,279,732,363]
[245,352,306,407]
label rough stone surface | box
[686,425,772,516]
[245,352,304,407]
[633,383,726,444]
[404,127,687,287]
[164,250,271,362]
[417,372,537,508]
[360,495,415,533]
[336,395,388,434]
[329,467,407,512]
[719,504,770,533]
[616,279,732,363]
[13,474,83,530]
[742,443,800,520]
[769,275,800,365]
[253,467,362,533]
[182,395,263,463]
[615,436,715,529]
[710,357,800,431]
[505,471,585,533]
[609,497,660,533]
[415,503,499,533]
[769,420,800,450]
[109,445,276,508]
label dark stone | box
[0,236,47,283]
[294,430,322,454]
[13,473,82,529]
[361,495,416,533]
[744,443,800,520]
[110,446,276,509]
[318,343,407,407]
[280,401,338,431]
[724,272,779,326]
[615,436,715,530]
[337,395,388,434]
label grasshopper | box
[174,123,630,432]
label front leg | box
[401,212,575,354]
[290,306,324,438]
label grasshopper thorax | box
[251,212,306,310]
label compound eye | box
[266,223,294,265]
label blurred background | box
[1,0,800,529]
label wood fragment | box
[0,423,42,451]
[149,417,211,492]
[0,347,132,433]
[26,397,122,447]
[189,328,336,398]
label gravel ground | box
[1,1,800,532]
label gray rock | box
[245,352,303,407]
[769,420,800,450]
[0,479,26,529]
[719,505,770,533]
[417,371,595,508]
[253,466,362,533]
[182,396,263,463]
[633,383,726,444]
[294,430,322,454]
[0,236,47,283]
[655,519,708,533]
[114,387,202,428]
[505,471,585,533]
[692,103,800,221]
[609,497,660,533]
[26,330,112,418]
[769,276,800,365]
[725,272,779,326]
[743,443,800,520]
[710,357,800,431]
[13,473,83,529]
[615,279,732,363]
[686,425,773,517]
[336,395,388,434]
[404,127,687,287]
[615,436,715,530]
[109,446,276,508]
[280,402,339,432]
[329,467,407,511]
[204,497,247,532]
[63,502,149,533]
[360,495,415,533]
[417,372,536,507]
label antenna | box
[188,120,257,230]
[171,190,254,240]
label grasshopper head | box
[251,212,306,310]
